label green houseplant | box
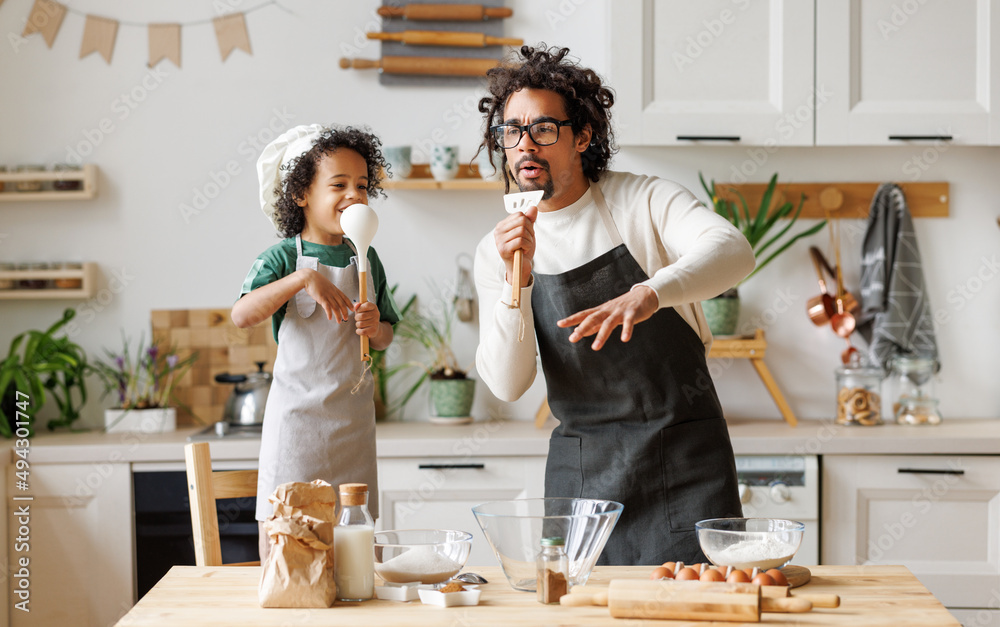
[0,308,90,437]
[393,292,475,420]
[698,172,827,335]
[370,286,419,421]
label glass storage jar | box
[16,262,50,289]
[890,355,941,425]
[52,262,83,289]
[835,361,884,426]
[15,165,45,192]
[52,164,82,191]
[0,262,15,290]
[0,165,7,192]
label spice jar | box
[15,165,45,192]
[53,164,82,191]
[537,536,570,604]
[52,262,83,289]
[890,356,942,425]
[334,483,374,601]
[17,262,50,289]
[835,360,884,426]
[0,263,15,290]
[0,166,7,192]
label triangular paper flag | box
[148,23,180,68]
[213,13,251,61]
[22,0,66,48]
[80,15,118,63]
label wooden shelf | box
[715,181,949,219]
[0,164,98,202]
[0,262,98,299]
[382,164,503,190]
[708,328,798,427]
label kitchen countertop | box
[118,564,960,626]
[14,417,1000,464]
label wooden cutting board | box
[151,308,276,426]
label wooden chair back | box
[184,441,260,567]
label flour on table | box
[709,534,797,570]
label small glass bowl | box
[696,518,804,570]
[373,529,472,585]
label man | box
[474,45,756,565]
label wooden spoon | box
[340,203,379,361]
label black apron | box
[531,182,742,566]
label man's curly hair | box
[477,44,617,193]
[273,125,389,238]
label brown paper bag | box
[268,479,338,566]
[259,515,336,608]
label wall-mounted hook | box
[819,187,844,212]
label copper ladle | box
[829,219,857,364]
[806,247,837,325]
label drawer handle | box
[897,467,964,475]
[418,463,485,470]
[676,135,741,142]
[888,135,953,141]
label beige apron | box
[255,235,378,520]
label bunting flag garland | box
[80,14,117,63]
[22,0,66,48]
[11,0,285,66]
[148,23,181,69]
[213,13,251,61]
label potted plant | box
[393,293,475,421]
[93,334,198,434]
[699,172,827,336]
[0,308,89,437]
[369,286,420,421]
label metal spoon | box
[454,572,488,584]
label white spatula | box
[340,203,379,361]
[502,190,544,308]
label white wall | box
[1,0,997,431]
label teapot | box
[215,361,271,425]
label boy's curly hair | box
[273,125,389,238]
[477,44,617,193]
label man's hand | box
[354,301,381,338]
[299,268,354,322]
[556,286,659,350]
[493,205,538,286]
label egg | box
[765,569,788,586]
[727,570,750,583]
[661,561,676,572]
[752,573,775,586]
[650,566,673,580]
[700,568,725,582]
[675,567,700,581]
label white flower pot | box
[104,407,176,434]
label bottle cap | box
[339,483,368,494]
[339,483,368,506]
[540,536,565,546]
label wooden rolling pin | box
[367,30,522,47]
[561,580,812,622]
[570,583,840,609]
[339,56,497,77]
[377,4,513,21]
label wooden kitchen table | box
[116,565,960,626]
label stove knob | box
[769,482,791,504]
[738,483,752,504]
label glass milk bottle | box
[334,483,374,601]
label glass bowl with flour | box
[374,529,473,584]
[695,518,804,570]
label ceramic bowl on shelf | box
[373,529,472,584]
[471,497,623,592]
[696,518,804,570]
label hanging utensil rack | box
[715,181,949,219]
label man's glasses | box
[490,120,573,149]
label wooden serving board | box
[782,564,811,588]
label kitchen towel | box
[857,183,939,370]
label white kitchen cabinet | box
[6,462,133,627]
[608,0,817,146]
[377,456,546,568]
[822,455,1000,611]
[816,0,1000,145]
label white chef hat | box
[257,124,326,231]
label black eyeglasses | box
[490,120,574,149]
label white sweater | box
[474,170,755,402]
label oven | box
[132,463,260,599]
[734,455,820,565]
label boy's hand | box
[299,269,353,322]
[354,301,381,337]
